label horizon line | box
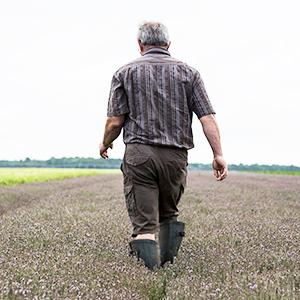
[0,157,299,168]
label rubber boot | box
[159,221,185,266]
[129,239,160,270]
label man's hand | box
[199,115,228,181]
[99,115,125,159]
[212,155,228,181]
[99,143,113,159]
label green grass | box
[0,168,120,186]
[243,170,300,176]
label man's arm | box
[199,114,228,181]
[99,116,125,159]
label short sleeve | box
[191,71,215,118]
[107,72,129,117]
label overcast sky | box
[0,0,299,165]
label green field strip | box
[0,168,120,186]
[242,170,300,176]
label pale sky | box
[0,0,299,165]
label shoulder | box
[113,57,144,77]
[177,61,200,76]
[179,62,204,85]
[162,54,199,74]
[169,58,201,83]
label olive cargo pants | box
[121,143,188,237]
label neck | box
[141,45,168,55]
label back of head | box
[137,21,170,47]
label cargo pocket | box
[124,182,137,217]
[176,184,185,205]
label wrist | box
[102,141,110,148]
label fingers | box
[217,167,228,181]
[99,143,110,159]
[100,150,108,159]
[221,168,228,180]
[212,157,228,181]
[213,167,228,181]
[213,169,220,179]
[99,145,109,159]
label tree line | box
[0,157,299,172]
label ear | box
[166,41,171,50]
[138,39,144,52]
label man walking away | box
[100,21,228,270]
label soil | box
[0,171,299,299]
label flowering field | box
[0,172,299,299]
[0,168,119,186]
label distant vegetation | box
[0,168,119,186]
[189,163,300,172]
[0,157,299,172]
[244,170,300,176]
[0,157,122,169]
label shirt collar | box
[143,47,171,56]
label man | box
[99,22,228,270]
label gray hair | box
[137,21,170,46]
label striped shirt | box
[107,47,215,149]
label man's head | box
[137,21,170,54]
